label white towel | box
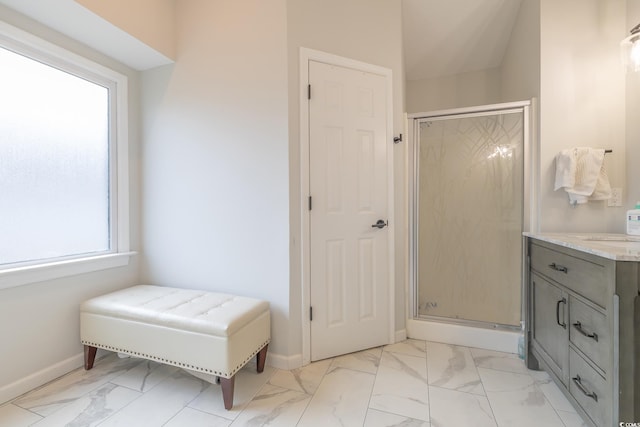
[554,149,576,191]
[554,148,611,205]
[588,167,612,201]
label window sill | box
[0,252,137,291]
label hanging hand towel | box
[554,148,611,205]
[588,164,612,201]
[554,149,576,191]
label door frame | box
[299,47,395,365]
[406,100,539,339]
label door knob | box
[371,220,388,229]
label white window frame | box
[0,21,134,290]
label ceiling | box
[402,0,524,81]
[0,0,172,70]
[0,0,524,76]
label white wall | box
[141,0,406,365]
[140,0,292,360]
[0,5,141,403]
[539,0,626,232]
[286,0,406,341]
[406,0,628,235]
[404,0,541,115]
[626,1,640,206]
[500,0,540,104]
[500,0,541,233]
[406,67,502,113]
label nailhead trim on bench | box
[81,338,271,378]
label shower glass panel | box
[415,111,523,327]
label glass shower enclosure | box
[410,103,531,329]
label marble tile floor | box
[0,339,589,427]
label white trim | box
[299,47,395,365]
[403,113,412,339]
[384,61,396,354]
[0,351,85,405]
[407,117,419,319]
[0,20,132,288]
[528,98,540,234]
[0,252,136,290]
[415,108,524,123]
[115,75,130,252]
[300,47,394,78]
[395,329,407,343]
[300,48,311,366]
[0,348,301,406]
[612,294,620,424]
[0,20,128,83]
[407,319,520,354]
[407,100,533,120]
[266,352,304,371]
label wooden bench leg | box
[256,344,268,373]
[84,345,97,370]
[219,345,267,410]
[220,376,235,410]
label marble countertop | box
[524,232,640,261]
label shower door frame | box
[407,100,538,330]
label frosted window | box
[0,46,110,266]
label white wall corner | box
[395,329,407,343]
[0,0,173,70]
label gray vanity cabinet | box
[525,237,639,427]
[531,272,569,382]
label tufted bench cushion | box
[80,285,270,409]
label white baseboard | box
[394,329,407,343]
[0,348,303,405]
[407,319,520,354]
[0,352,85,405]
[266,352,303,371]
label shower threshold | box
[407,317,521,354]
[415,314,520,332]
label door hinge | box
[308,196,312,211]
[307,84,311,100]
[310,306,313,321]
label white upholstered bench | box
[80,285,270,409]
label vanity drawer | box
[569,348,611,427]
[569,296,609,372]
[530,243,606,308]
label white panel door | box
[309,60,390,361]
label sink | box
[575,235,640,253]
[575,236,640,255]
[590,240,640,249]
[578,235,640,242]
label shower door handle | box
[371,220,388,229]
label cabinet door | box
[531,273,568,382]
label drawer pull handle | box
[548,263,568,273]
[556,298,567,329]
[572,375,598,402]
[573,322,598,342]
